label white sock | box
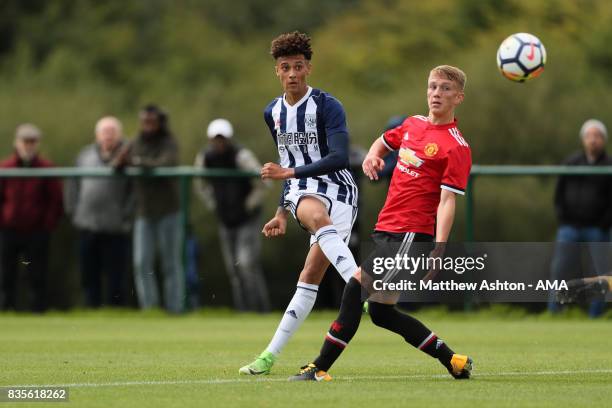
[315,225,358,282]
[266,283,318,356]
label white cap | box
[15,123,42,140]
[580,119,607,141]
[207,118,233,139]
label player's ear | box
[305,60,312,75]
[455,90,464,105]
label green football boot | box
[239,351,276,375]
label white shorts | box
[283,190,358,246]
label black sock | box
[368,302,454,370]
[314,277,364,371]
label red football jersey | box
[375,115,472,235]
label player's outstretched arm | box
[262,206,288,238]
[362,138,389,181]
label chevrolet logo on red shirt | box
[399,147,424,168]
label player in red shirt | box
[290,65,473,381]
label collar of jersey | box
[426,117,458,130]
[427,118,457,130]
[283,86,313,110]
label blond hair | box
[430,65,466,91]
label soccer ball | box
[496,33,546,82]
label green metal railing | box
[466,165,612,241]
[0,166,259,273]
[2,164,612,249]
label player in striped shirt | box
[290,65,473,381]
[239,31,359,376]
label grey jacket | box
[65,142,134,233]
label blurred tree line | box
[1,0,611,308]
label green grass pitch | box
[1,309,611,407]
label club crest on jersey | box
[399,147,424,168]
[403,132,410,141]
[305,114,317,128]
[424,143,439,157]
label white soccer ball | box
[496,33,546,82]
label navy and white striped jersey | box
[264,86,358,207]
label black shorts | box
[362,231,434,287]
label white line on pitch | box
[5,368,612,389]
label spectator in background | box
[550,119,612,316]
[184,223,201,310]
[114,105,184,314]
[65,116,134,308]
[194,118,270,312]
[0,124,63,312]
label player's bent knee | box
[368,302,395,328]
[305,210,332,232]
[296,197,331,232]
[368,290,400,304]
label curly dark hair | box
[270,31,313,60]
